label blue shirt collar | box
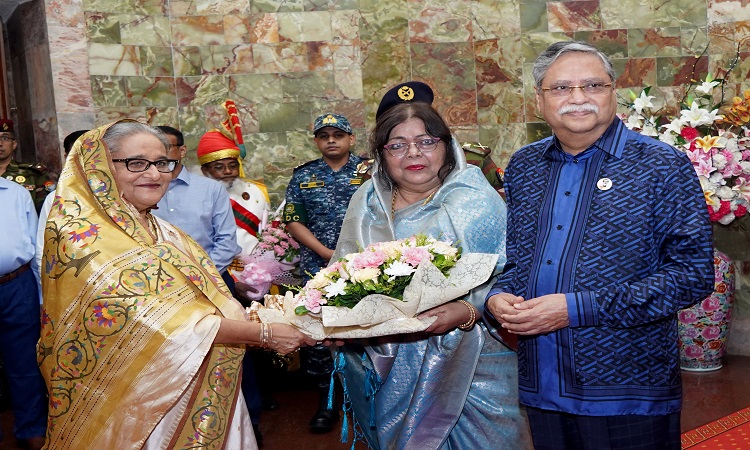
[543,117,627,161]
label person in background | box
[282,112,364,433]
[152,125,241,288]
[0,119,55,212]
[485,40,714,450]
[197,129,270,298]
[332,102,530,449]
[0,177,47,450]
[38,120,315,449]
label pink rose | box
[701,326,722,340]
[678,310,699,324]
[701,297,721,312]
[303,288,325,314]
[683,345,704,358]
[350,250,386,270]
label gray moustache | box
[559,104,599,115]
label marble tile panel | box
[280,71,336,102]
[411,42,476,127]
[57,111,96,146]
[628,28,682,58]
[475,38,525,124]
[173,46,204,77]
[126,76,177,106]
[47,25,94,113]
[682,27,710,56]
[520,1,548,33]
[257,101,315,133]
[573,29,628,57]
[473,0,522,40]
[409,1,472,44]
[252,43,310,73]
[547,1,601,33]
[199,45,255,74]
[140,46,174,76]
[94,106,176,127]
[479,122,529,167]
[304,0,360,11]
[196,0,251,14]
[224,15,253,45]
[359,39,411,118]
[653,0,706,27]
[176,106,213,152]
[719,50,750,84]
[600,0,656,29]
[229,73,285,104]
[332,10,362,42]
[521,32,575,63]
[334,67,365,100]
[477,82,526,125]
[85,12,121,44]
[616,57,657,88]
[171,16,226,46]
[120,14,171,46]
[243,14,281,44]
[358,1,409,41]
[176,75,231,107]
[278,12,333,42]
[89,43,141,75]
[82,0,165,15]
[656,55,708,86]
[47,0,86,28]
[332,43,360,70]
[90,75,129,107]
[709,0,750,25]
[307,42,335,71]
[258,0,306,13]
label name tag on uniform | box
[350,177,363,185]
[300,174,324,189]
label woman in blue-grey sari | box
[331,102,531,449]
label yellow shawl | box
[38,121,247,449]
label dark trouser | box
[302,344,334,380]
[0,269,47,440]
[526,406,681,450]
[241,352,262,425]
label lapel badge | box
[301,174,324,189]
[597,178,612,191]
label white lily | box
[633,91,655,114]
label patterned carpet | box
[682,406,750,449]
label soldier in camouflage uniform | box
[0,119,55,213]
[376,82,504,194]
[283,113,365,433]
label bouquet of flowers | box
[618,54,750,226]
[294,234,459,315]
[236,203,301,300]
[254,234,499,340]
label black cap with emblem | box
[375,81,435,120]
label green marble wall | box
[80,0,750,205]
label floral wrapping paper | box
[253,253,498,340]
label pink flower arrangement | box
[619,55,750,226]
[293,234,461,315]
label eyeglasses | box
[383,138,441,158]
[0,135,14,142]
[112,158,177,173]
[539,82,613,97]
[205,162,240,172]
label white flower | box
[680,101,723,128]
[712,153,728,170]
[384,260,417,278]
[716,185,734,200]
[641,122,659,137]
[658,132,677,146]
[324,278,348,298]
[429,240,458,257]
[633,91,655,114]
[624,114,644,130]
[307,271,331,289]
[695,80,720,95]
[661,117,685,136]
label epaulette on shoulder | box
[18,162,47,173]
[461,142,491,157]
[292,159,317,172]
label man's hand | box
[486,293,525,321]
[500,293,569,335]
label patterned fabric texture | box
[37,121,248,449]
[332,139,531,449]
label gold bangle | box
[457,300,476,331]
[260,322,270,348]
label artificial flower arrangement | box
[252,234,499,340]
[618,54,750,226]
[235,204,301,301]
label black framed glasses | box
[205,161,240,172]
[112,158,177,173]
[0,135,15,142]
[539,82,613,97]
[383,138,441,158]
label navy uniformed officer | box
[283,112,365,433]
[0,119,55,212]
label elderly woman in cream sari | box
[37,120,315,449]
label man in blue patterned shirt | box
[283,112,365,433]
[485,41,714,449]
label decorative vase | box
[677,249,735,371]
